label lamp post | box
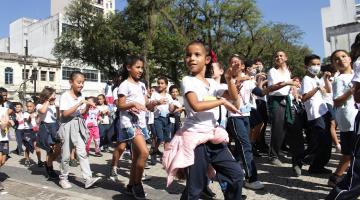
[32,59,38,96]
[22,40,28,104]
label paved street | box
[0,139,349,200]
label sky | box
[0,0,330,58]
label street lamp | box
[32,59,38,95]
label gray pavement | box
[0,140,351,200]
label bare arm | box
[302,87,320,102]
[334,88,354,108]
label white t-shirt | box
[0,107,9,141]
[59,91,85,118]
[15,112,25,130]
[147,111,154,125]
[85,107,100,127]
[118,80,147,128]
[333,73,357,132]
[36,104,57,123]
[97,105,110,124]
[104,83,113,97]
[301,75,328,121]
[181,76,225,133]
[352,58,360,83]
[267,67,291,96]
[23,112,37,129]
[112,87,119,100]
[229,79,256,117]
[150,92,173,118]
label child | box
[0,95,9,191]
[328,50,357,187]
[169,85,184,135]
[301,54,332,174]
[150,77,175,165]
[84,96,102,157]
[23,100,43,168]
[12,102,25,156]
[163,40,244,200]
[226,55,264,190]
[36,87,61,179]
[116,55,159,199]
[97,94,111,152]
[58,71,101,189]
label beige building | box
[51,0,115,16]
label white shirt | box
[301,75,328,120]
[59,91,84,118]
[112,87,119,101]
[229,79,256,117]
[267,67,291,96]
[36,104,57,123]
[97,105,110,124]
[23,112,37,129]
[181,76,225,133]
[352,58,360,83]
[118,80,147,128]
[85,107,100,127]
[0,107,9,141]
[333,73,357,132]
[150,92,173,118]
[104,83,113,97]
[15,112,25,130]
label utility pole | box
[23,40,28,104]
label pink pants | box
[86,126,100,153]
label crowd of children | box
[1,36,360,200]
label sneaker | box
[124,184,133,195]
[38,160,44,168]
[109,169,121,183]
[328,173,341,188]
[132,183,147,200]
[59,179,72,189]
[48,169,59,180]
[150,153,157,166]
[85,177,101,189]
[308,167,332,174]
[69,159,79,167]
[142,173,151,181]
[144,162,150,169]
[94,152,103,157]
[24,160,31,167]
[201,185,216,199]
[0,181,4,191]
[244,181,264,190]
[156,150,163,157]
[270,158,283,167]
[252,146,261,158]
[293,165,302,177]
[335,144,341,153]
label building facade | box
[321,0,360,57]
[0,0,116,101]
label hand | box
[323,71,332,79]
[158,98,168,105]
[221,99,240,114]
[225,67,239,81]
[133,102,147,112]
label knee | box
[139,149,149,161]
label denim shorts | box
[117,127,150,142]
[154,117,172,143]
[0,141,9,154]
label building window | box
[22,69,30,80]
[110,2,112,8]
[83,69,98,82]
[40,71,47,81]
[49,71,55,82]
[96,0,103,5]
[100,72,108,83]
[62,67,78,80]
[5,67,13,84]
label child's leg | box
[60,134,72,180]
[129,134,149,185]
[93,127,101,153]
[74,132,92,180]
[15,129,24,154]
[25,148,30,161]
[35,142,42,162]
[86,128,94,153]
[111,142,126,169]
[330,120,340,149]
[48,143,61,167]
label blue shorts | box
[154,117,172,143]
[340,131,357,155]
[117,127,150,142]
[326,103,336,121]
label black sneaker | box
[24,160,31,167]
[328,173,341,187]
[150,154,157,166]
[132,183,147,200]
[38,160,44,167]
[201,185,216,199]
[125,184,133,195]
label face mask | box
[249,69,257,76]
[257,66,263,73]
[308,65,321,76]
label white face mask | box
[249,69,257,76]
[308,65,321,76]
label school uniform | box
[22,111,38,153]
[151,92,173,142]
[14,112,25,155]
[84,107,101,153]
[180,76,243,200]
[0,107,10,155]
[36,104,59,153]
[97,104,111,147]
[326,58,360,200]
[301,75,332,171]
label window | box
[40,71,47,81]
[5,67,13,84]
[83,69,98,82]
[22,69,30,80]
[49,71,55,81]
[62,67,78,80]
[110,2,112,8]
[100,72,108,82]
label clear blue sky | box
[0,0,330,58]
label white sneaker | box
[142,174,151,181]
[244,181,264,190]
[85,177,101,189]
[59,179,72,189]
[110,169,121,183]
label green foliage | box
[54,0,312,84]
